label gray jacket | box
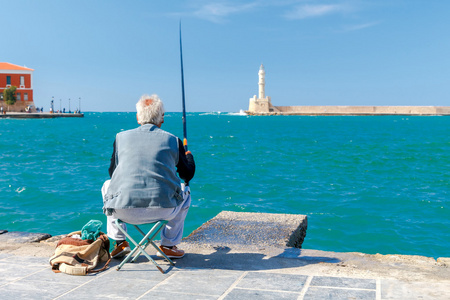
[103,124,183,212]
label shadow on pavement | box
[168,247,340,271]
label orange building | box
[0,62,35,112]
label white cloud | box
[284,3,347,20]
[343,21,380,31]
[192,2,258,23]
[177,1,359,23]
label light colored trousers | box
[102,180,191,247]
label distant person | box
[102,94,195,259]
[63,108,65,113]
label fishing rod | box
[179,21,188,152]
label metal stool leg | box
[114,219,173,273]
[132,224,174,266]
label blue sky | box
[2,1,449,112]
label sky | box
[1,0,449,112]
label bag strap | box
[86,258,111,274]
[99,233,111,255]
[85,233,111,274]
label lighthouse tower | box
[248,64,271,113]
[258,64,265,99]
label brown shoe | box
[111,241,131,259]
[157,245,185,258]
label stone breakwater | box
[1,211,448,268]
[246,105,450,116]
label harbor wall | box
[247,105,450,116]
[0,112,83,118]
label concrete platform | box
[184,211,308,249]
[0,212,449,299]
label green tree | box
[3,86,17,111]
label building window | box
[6,76,11,85]
[24,93,28,101]
[17,93,21,101]
[20,76,25,86]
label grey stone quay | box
[0,211,449,299]
[0,112,83,119]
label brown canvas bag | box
[49,231,111,275]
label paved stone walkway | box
[1,249,449,300]
[0,255,377,299]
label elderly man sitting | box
[102,94,195,259]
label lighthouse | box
[248,64,271,114]
[258,64,265,99]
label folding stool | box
[114,219,174,273]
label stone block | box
[0,231,51,243]
[184,211,307,249]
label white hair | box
[136,94,165,125]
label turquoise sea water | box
[1,113,449,258]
